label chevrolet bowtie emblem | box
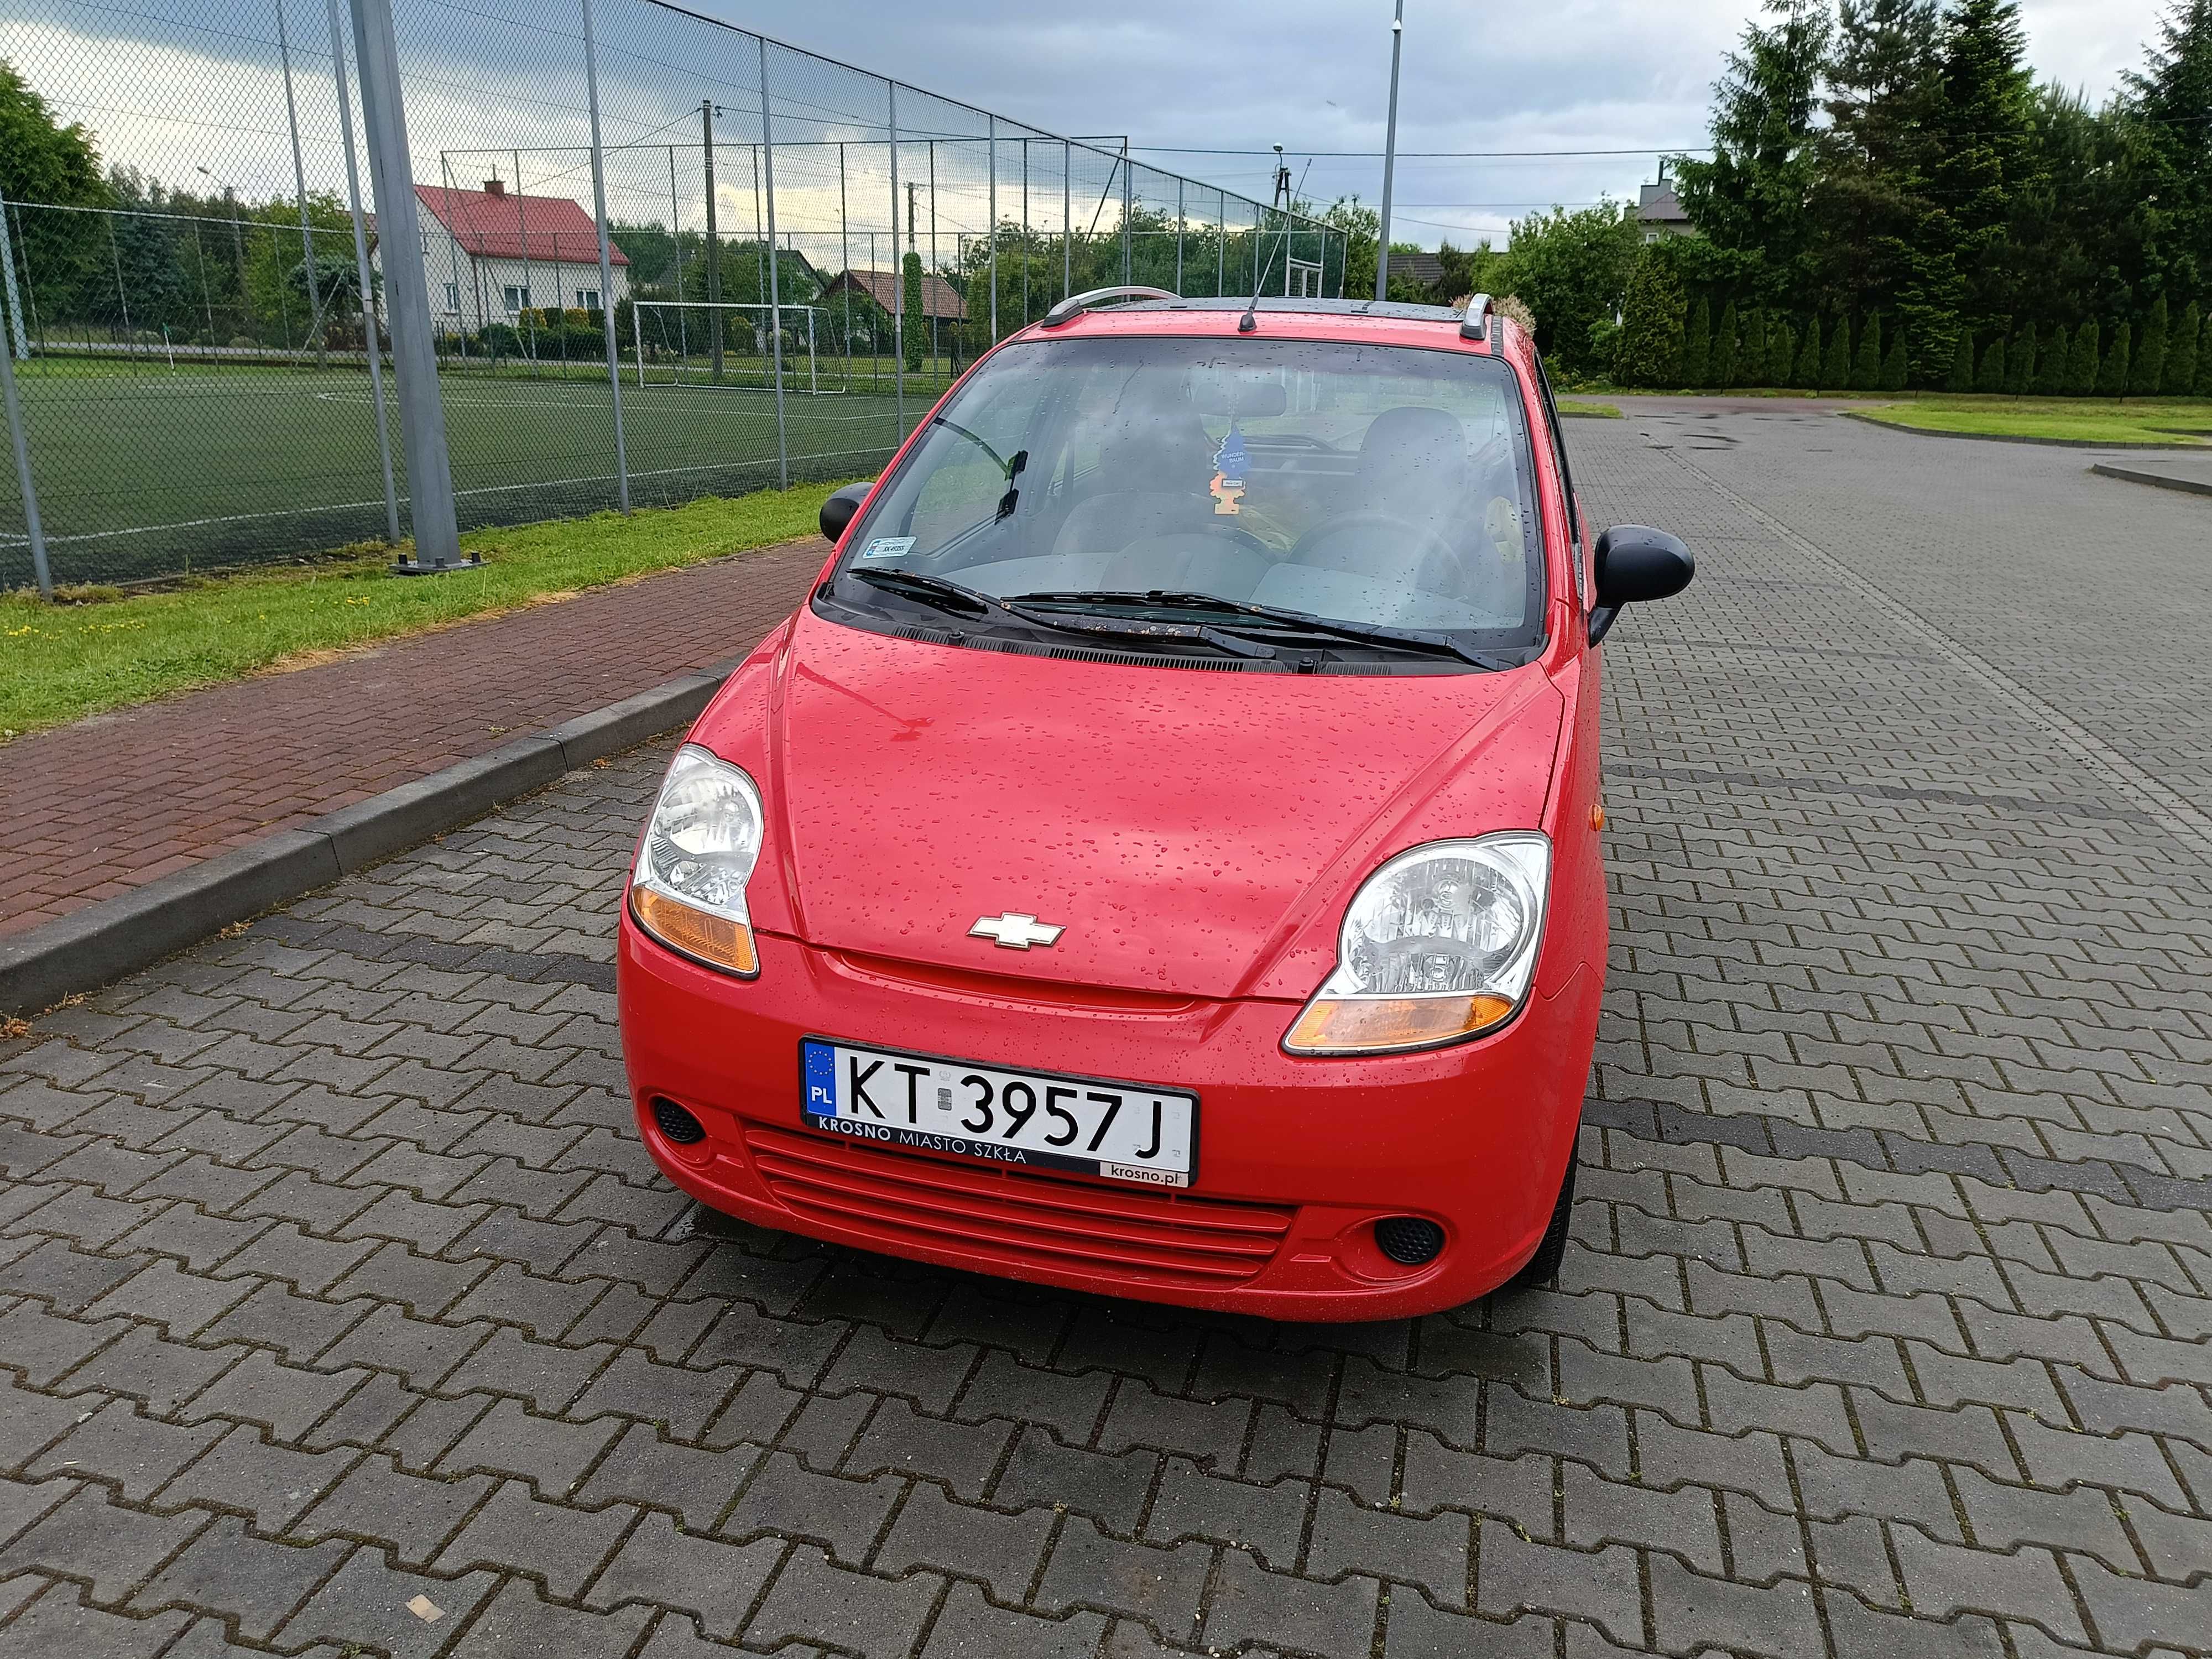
[969,912,1065,950]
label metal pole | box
[667,144,685,366]
[1175,177,1184,295]
[758,34,788,491]
[927,142,937,382]
[326,0,398,544]
[275,1,324,351]
[888,83,904,439]
[0,189,26,360]
[1120,140,1131,284]
[1062,140,1071,300]
[1218,188,1225,296]
[439,153,468,351]
[987,117,998,346]
[837,142,850,388]
[350,0,461,566]
[1376,0,1405,300]
[1020,139,1030,327]
[703,101,722,381]
[512,148,535,366]
[580,0,628,513]
[0,295,48,598]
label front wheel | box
[1500,1144,1578,1292]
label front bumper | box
[617,916,1600,1321]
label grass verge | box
[1556,400,1623,418]
[1846,397,2212,446]
[2,483,842,739]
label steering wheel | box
[1288,512,1460,590]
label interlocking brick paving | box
[1,412,2206,1658]
[0,538,828,937]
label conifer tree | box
[1614,252,1687,387]
[1713,298,1741,386]
[2065,320,2100,394]
[2135,295,2169,393]
[1822,315,1853,386]
[1771,319,1798,384]
[1682,298,1713,387]
[1796,317,1825,384]
[1976,332,2007,392]
[1743,306,1770,385]
[2098,321,2131,394]
[2169,300,2202,394]
[1852,313,1884,386]
[2005,321,2035,393]
[901,251,926,372]
[1880,322,1910,387]
[2034,324,2069,394]
[2123,2,2212,315]
[1945,329,1975,390]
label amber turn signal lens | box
[1285,993,1517,1053]
[631,885,759,977]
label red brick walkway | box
[1,538,828,937]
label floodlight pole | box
[581,0,629,512]
[1375,0,1404,300]
[326,0,399,545]
[758,34,788,490]
[349,0,462,568]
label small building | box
[1636,179,1693,243]
[818,267,968,326]
[410,179,631,332]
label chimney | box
[484,178,505,197]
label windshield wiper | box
[1009,590,1521,670]
[846,571,1270,659]
[930,418,1027,523]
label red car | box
[618,290,1692,1319]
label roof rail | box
[1039,285,1181,328]
[1459,293,1494,342]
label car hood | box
[708,612,1566,1001]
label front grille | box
[744,1125,1292,1287]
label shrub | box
[2065,321,2100,395]
[2006,322,2036,395]
[1793,318,1823,386]
[2033,325,2068,395]
[1945,330,1974,392]
[1976,333,2007,394]
[1712,299,1739,388]
[2135,296,2168,395]
[2097,322,2131,396]
[1613,252,1686,388]
[1851,315,1882,389]
[1681,299,1711,388]
[2169,301,2202,395]
[1741,307,1768,386]
[1768,318,1796,386]
[1880,324,1908,390]
[1820,316,1851,389]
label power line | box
[1126,144,1714,158]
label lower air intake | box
[651,1097,707,1146]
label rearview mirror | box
[820,480,875,545]
[1589,525,1693,646]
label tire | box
[1501,1145,1578,1292]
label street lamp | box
[1375,0,1404,301]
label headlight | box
[1285,833,1550,1054]
[628,744,764,977]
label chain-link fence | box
[0,0,1344,589]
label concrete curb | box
[2089,461,2212,498]
[0,662,740,1016]
[1836,410,2204,450]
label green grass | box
[1,354,942,589]
[1556,400,1621,418]
[0,483,842,738]
[1848,396,2212,446]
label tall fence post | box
[1120,141,1131,284]
[757,34,788,491]
[275,1,324,353]
[579,0,629,513]
[888,84,904,440]
[987,116,998,347]
[1061,141,1071,300]
[703,102,722,382]
[0,189,27,361]
[326,0,399,545]
[0,293,49,598]
[1175,178,1184,296]
[349,0,461,565]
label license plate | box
[799,1037,1197,1187]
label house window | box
[443,281,459,313]
[575,288,600,311]
[503,284,531,312]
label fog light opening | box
[651,1097,707,1146]
[1374,1215,1445,1266]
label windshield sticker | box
[859,536,916,562]
[1209,422,1249,517]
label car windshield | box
[828,334,1546,654]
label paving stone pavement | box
[2,412,2208,1658]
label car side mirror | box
[1589,525,1693,646]
[820,481,875,546]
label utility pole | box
[702,100,722,382]
[1376,0,1405,301]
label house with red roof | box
[409,178,630,332]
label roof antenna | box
[1240,144,1290,334]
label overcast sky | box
[699,0,2171,247]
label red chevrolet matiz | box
[617,290,1692,1319]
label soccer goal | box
[629,300,834,393]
